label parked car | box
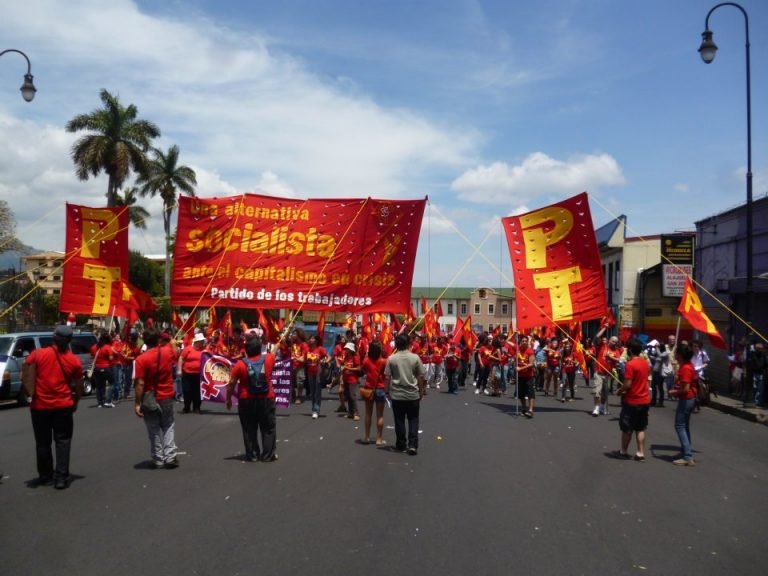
[0,330,98,405]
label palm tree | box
[66,89,161,207]
[115,186,150,230]
[137,145,197,295]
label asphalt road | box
[1,381,766,576]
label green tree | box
[116,186,150,230]
[0,199,23,253]
[137,145,197,296]
[66,89,161,207]
[128,250,164,297]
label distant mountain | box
[0,245,41,272]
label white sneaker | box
[436,384,440,390]
[312,412,318,419]
[104,402,115,408]
[483,389,490,396]
[473,381,477,387]
[599,405,609,415]
[591,407,600,417]
[475,388,480,395]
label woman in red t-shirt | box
[306,335,328,419]
[341,342,361,420]
[180,333,206,414]
[670,344,697,466]
[516,336,536,418]
[360,341,387,445]
[475,333,492,396]
[559,341,578,402]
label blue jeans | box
[123,365,133,396]
[143,399,177,465]
[308,372,322,413]
[109,366,122,403]
[674,398,696,460]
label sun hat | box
[192,333,207,344]
[344,342,356,352]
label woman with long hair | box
[670,344,697,466]
[360,341,387,445]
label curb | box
[707,398,768,426]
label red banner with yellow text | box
[502,192,607,330]
[60,204,129,316]
[172,194,426,313]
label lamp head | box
[20,73,36,102]
[699,30,717,64]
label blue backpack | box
[242,356,268,395]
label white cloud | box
[421,212,457,235]
[673,183,690,193]
[451,152,626,204]
[0,0,480,254]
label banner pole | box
[109,305,116,335]
[674,315,682,347]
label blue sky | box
[1,0,766,289]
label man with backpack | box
[226,336,278,462]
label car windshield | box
[0,336,13,356]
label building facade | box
[411,286,515,334]
[22,251,65,295]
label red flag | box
[600,309,616,329]
[423,309,436,339]
[407,305,417,324]
[619,326,632,343]
[60,204,129,316]
[569,321,587,374]
[452,316,465,345]
[677,278,726,349]
[240,319,249,333]
[420,296,428,315]
[220,310,233,339]
[343,315,355,330]
[461,315,477,349]
[503,192,607,329]
[390,312,402,333]
[114,280,157,320]
[380,320,392,349]
[435,300,444,321]
[171,309,183,330]
[257,309,281,343]
[491,325,500,339]
[316,312,326,343]
[206,306,218,338]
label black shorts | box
[619,404,650,432]
[516,376,535,400]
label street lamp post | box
[0,48,37,102]
[698,2,753,404]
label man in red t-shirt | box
[22,325,84,489]
[226,336,278,462]
[615,338,651,460]
[133,329,180,469]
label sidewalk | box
[707,393,768,426]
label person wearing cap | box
[21,325,84,489]
[341,341,362,420]
[179,333,206,414]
